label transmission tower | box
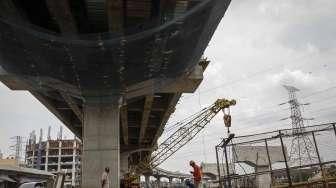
[281,85,317,166]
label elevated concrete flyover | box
[0,164,54,187]
[152,167,192,180]
[143,167,192,187]
[0,0,231,187]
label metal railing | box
[215,122,336,188]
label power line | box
[223,85,336,124]
[186,110,336,146]
[182,52,320,101]
[167,120,336,158]
[233,95,336,125]
[164,84,336,138]
[302,86,336,99]
[232,105,336,137]
[175,102,336,146]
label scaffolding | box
[216,122,336,188]
[10,136,24,165]
[25,126,82,187]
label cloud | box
[0,0,336,174]
[280,20,336,51]
[160,0,336,173]
[267,0,336,51]
[0,83,73,157]
[270,69,321,87]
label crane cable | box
[198,89,208,164]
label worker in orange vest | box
[189,160,202,188]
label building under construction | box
[25,127,81,187]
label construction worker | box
[101,167,110,188]
[189,160,202,188]
[185,179,195,188]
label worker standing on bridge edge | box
[189,160,202,188]
[101,167,110,188]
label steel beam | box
[60,92,83,122]
[128,107,165,112]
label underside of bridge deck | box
[0,0,231,186]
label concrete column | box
[45,141,49,171]
[255,166,271,188]
[120,153,129,176]
[82,100,121,188]
[145,175,150,188]
[57,140,62,172]
[71,139,76,186]
[32,143,35,168]
[168,177,173,188]
[155,176,161,188]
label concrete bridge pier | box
[144,175,150,188]
[81,97,121,188]
[155,175,162,188]
[255,166,271,188]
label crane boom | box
[136,98,236,173]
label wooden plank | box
[138,95,154,144]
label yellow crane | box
[135,98,236,173]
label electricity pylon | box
[281,85,317,166]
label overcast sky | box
[1,0,336,174]
[160,0,336,173]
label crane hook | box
[223,107,231,128]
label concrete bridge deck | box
[0,0,231,187]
